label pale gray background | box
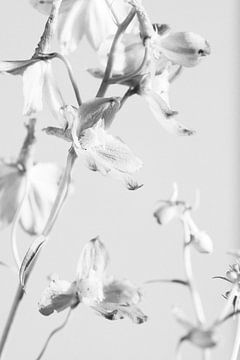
[0,0,239,359]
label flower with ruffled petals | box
[44,97,143,190]
[39,237,147,324]
[31,0,130,53]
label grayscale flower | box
[30,0,131,53]
[0,120,63,236]
[154,184,213,254]
[39,237,147,324]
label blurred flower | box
[39,237,147,324]
[154,184,213,254]
[44,97,143,190]
[0,0,62,117]
[0,119,63,235]
[173,307,218,349]
[90,2,210,136]
[31,0,131,53]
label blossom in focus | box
[44,97,143,190]
[30,0,131,53]
[173,307,218,349]
[154,184,213,254]
[39,237,147,324]
[0,120,63,235]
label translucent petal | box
[160,31,211,67]
[0,59,39,74]
[144,91,195,136]
[20,163,62,235]
[188,328,218,349]
[22,61,47,116]
[30,0,76,15]
[84,128,143,174]
[76,237,109,281]
[93,302,147,324]
[58,0,87,54]
[39,278,79,316]
[0,161,26,229]
[172,307,193,331]
[103,278,142,305]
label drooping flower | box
[0,0,63,117]
[30,0,131,53]
[0,119,63,236]
[44,97,143,190]
[90,1,210,136]
[39,237,147,324]
[154,184,213,254]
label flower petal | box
[160,31,211,67]
[143,90,195,136]
[30,0,76,15]
[0,161,26,229]
[0,59,39,74]
[93,302,148,324]
[38,277,79,316]
[22,61,47,116]
[58,0,87,54]
[76,237,109,281]
[20,162,63,235]
[103,278,142,305]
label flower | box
[44,97,143,190]
[90,1,210,136]
[39,237,147,324]
[0,0,62,117]
[31,0,131,53]
[173,307,218,349]
[0,119,63,235]
[154,184,213,254]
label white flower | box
[39,237,147,324]
[31,0,131,53]
[154,184,213,254]
[0,120,63,235]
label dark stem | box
[96,9,136,97]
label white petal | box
[38,278,79,316]
[22,61,47,116]
[0,59,39,74]
[172,307,193,331]
[0,162,26,229]
[76,237,109,281]
[20,163,62,235]
[103,278,142,305]
[30,0,76,15]
[84,129,143,174]
[159,31,211,67]
[58,0,87,54]
[144,90,195,136]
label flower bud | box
[160,32,211,67]
[191,230,213,254]
[153,203,178,225]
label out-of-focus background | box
[0,0,239,359]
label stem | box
[0,147,77,358]
[143,278,188,286]
[96,9,136,97]
[230,317,240,360]
[182,219,209,360]
[183,221,206,325]
[36,309,72,360]
[54,53,82,107]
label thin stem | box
[183,221,206,325]
[0,147,77,358]
[54,53,82,107]
[143,278,188,286]
[231,318,240,360]
[36,309,72,360]
[96,8,136,97]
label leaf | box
[19,235,46,288]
